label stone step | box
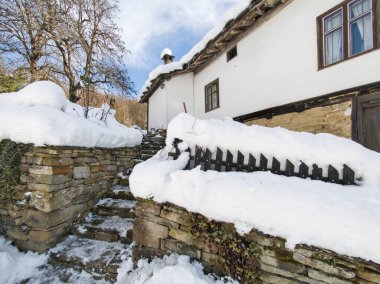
[105,185,134,200]
[93,198,136,218]
[49,235,131,282]
[72,213,134,244]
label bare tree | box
[45,0,134,102]
[0,0,51,82]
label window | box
[318,0,377,68]
[205,79,219,112]
[227,46,238,61]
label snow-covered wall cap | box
[160,48,173,59]
[166,113,380,187]
[0,81,68,111]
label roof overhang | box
[139,0,292,104]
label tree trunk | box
[69,88,79,103]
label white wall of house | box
[148,0,380,128]
[165,73,194,124]
[148,73,194,129]
[193,0,380,119]
[148,87,167,129]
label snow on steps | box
[49,236,131,282]
[94,198,136,219]
[73,213,134,244]
[140,129,166,161]
[43,176,137,283]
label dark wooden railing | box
[169,139,358,186]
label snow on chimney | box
[161,48,174,64]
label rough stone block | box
[135,201,161,216]
[27,183,68,193]
[134,217,168,239]
[135,211,179,229]
[357,269,380,283]
[259,271,299,284]
[28,222,70,244]
[161,238,201,259]
[169,228,194,245]
[22,203,86,229]
[133,232,160,249]
[29,165,73,175]
[42,158,73,166]
[73,166,91,179]
[29,174,71,185]
[261,255,306,274]
[307,269,352,284]
[293,253,355,279]
[30,187,79,212]
[6,228,29,241]
[160,208,192,226]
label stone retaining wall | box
[0,140,139,252]
[245,101,352,139]
[133,199,380,284]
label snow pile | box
[0,236,48,283]
[130,113,380,263]
[139,0,252,98]
[0,81,143,148]
[117,254,237,284]
[166,113,380,186]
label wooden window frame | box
[205,79,220,113]
[317,0,379,70]
[227,46,238,62]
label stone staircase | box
[46,180,135,282]
[27,131,168,283]
[140,129,166,161]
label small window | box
[317,0,377,68]
[227,46,237,62]
[205,79,219,112]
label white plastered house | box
[139,0,380,152]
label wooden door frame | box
[352,91,380,145]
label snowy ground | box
[130,113,380,264]
[0,81,143,148]
[0,236,236,284]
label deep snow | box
[130,113,380,263]
[0,236,236,284]
[0,81,143,148]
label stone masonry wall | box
[245,101,352,139]
[133,199,380,284]
[0,140,139,252]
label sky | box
[117,0,240,96]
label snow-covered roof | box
[160,48,173,59]
[139,0,291,103]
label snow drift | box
[130,113,380,263]
[0,81,143,148]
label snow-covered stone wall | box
[133,199,380,284]
[0,140,139,252]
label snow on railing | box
[169,138,359,186]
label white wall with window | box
[191,0,380,120]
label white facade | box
[147,0,380,129]
[148,73,194,129]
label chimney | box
[161,48,174,64]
